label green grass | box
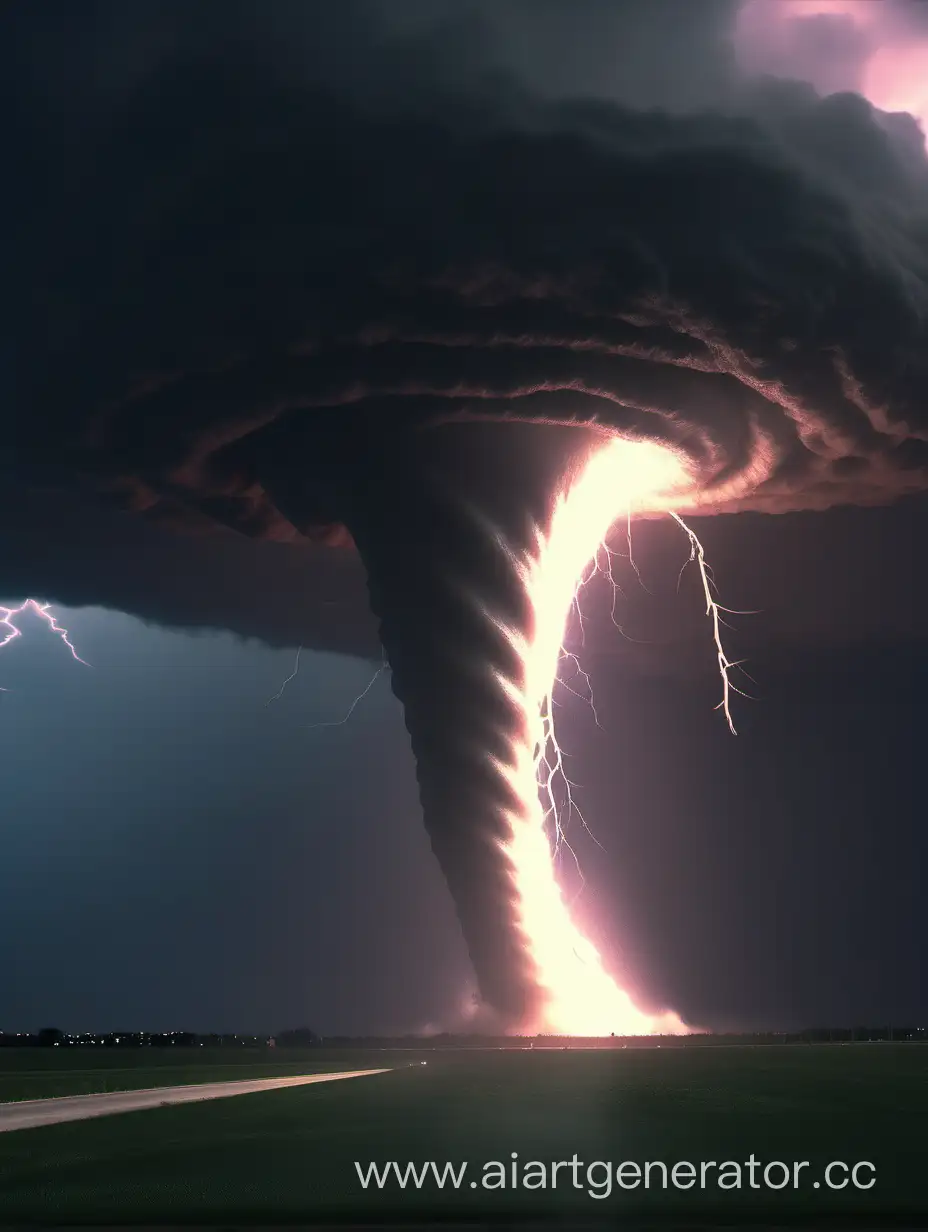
[0,1044,925,1224]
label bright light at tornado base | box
[491,437,740,1037]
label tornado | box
[7,1,928,1032]
[263,421,599,1025]
[261,416,699,1030]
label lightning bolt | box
[307,658,387,729]
[533,511,746,895]
[265,645,303,705]
[541,517,657,870]
[1,599,92,690]
[482,438,757,1035]
[668,511,756,735]
[265,645,388,727]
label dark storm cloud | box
[0,483,381,657]
[5,0,928,1024]
[5,0,928,553]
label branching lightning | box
[265,644,388,728]
[669,511,756,734]
[483,438,750,1036]
[0,599,92,690]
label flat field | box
[0,1044,925,1224]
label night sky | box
[3,0,927,1035]
[1,609,470,1035]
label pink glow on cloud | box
[734,0,928,143]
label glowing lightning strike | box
[539,513,662,871]
[485,437,750,1037]
[0,599,92,690]
[668,511,755,735]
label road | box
[0,1068,392,1133]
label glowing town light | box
[1,599,91,687]
[489,437,737,1036]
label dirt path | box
[0,1068,392,1133]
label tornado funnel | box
[345,423,599,1025]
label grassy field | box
[0,1044,925,1224]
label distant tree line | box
[1,1025,925,1048]
[0,1029,275,1048]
